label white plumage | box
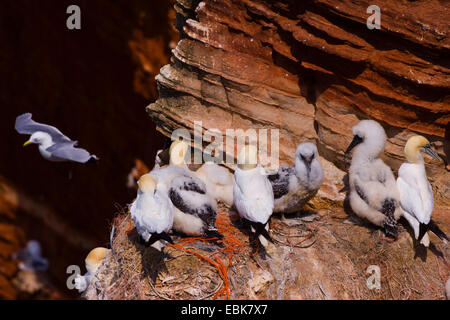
[169,140,235,206]
[15,113,98,163]
[346,120,401,238]
[74,247,109,293]
[195,162,235,206]
[149,145,222,239]
[397,135,446,246]
[130,174,174,250]
[233,145,274,247]
[269,142,324,214]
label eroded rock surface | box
[148,0,450,204]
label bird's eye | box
[425,144,431,148]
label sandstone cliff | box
[148,0,449,204]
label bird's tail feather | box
[205,229,224,240]
[253,222,274,244]
[418,223,429,243]
[427,220,448,241]
[146,232,174,246]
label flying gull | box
[15,113,98,163]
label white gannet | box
[345,120,402,239]
[233,145,274,248]
[169,140,235,206]
[397,135,448,246]
[268,142,324,214]
[13,240,49,272]
[74,247,109,293]
[130,174,175,251]
[15,113,98,163]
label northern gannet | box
[346,120,402,239]
[169,140,235,206]
[149,144,223,239]
[268,142,324,214]
[233,145,274,248]
[130,174,175,250]
[15,113,98,163]
[397,135,448,246]
[74,247,109,293]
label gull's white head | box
[237,144,258,170]
[345,120,387,160]
[23,131,52,147]
[85,247,109,274]
[169,140,189,166]
[404,135,440,164]
[137,174,157,193]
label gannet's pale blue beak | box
[424,145,440,161]
[23,140,32,147]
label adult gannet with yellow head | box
[130,174,174,250]
[345,120,402,239]
[169,140,235,206]
[74,247,109,293]
[233,144,274,248]
[397,135,448,246]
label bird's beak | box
[424,145,440,161]
[305,157,312,172]
[345,135,363,154]
[23,140,32,147]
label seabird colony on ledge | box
[14,112,449,294]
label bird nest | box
[84,201,450,300]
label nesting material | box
[85,203,449,300]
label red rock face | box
[0,1,177,298]
[149,0,449,203]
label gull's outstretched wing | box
[14,113,72,144]
[46,143,97,163]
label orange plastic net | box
[167,211,251,300]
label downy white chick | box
[268,142,324,214]
[346,120,402,239]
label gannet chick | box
[168,174,223,239]
[130,174,175,251]
[13,240,48,272]
[346,120,402,239]
[233,145,274,248]
[15,113,98,163]
[74,247,109,293]
[169,140,235,206]
[194,162,235,206]
[268,142,324,214]
[397,135,447,246]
